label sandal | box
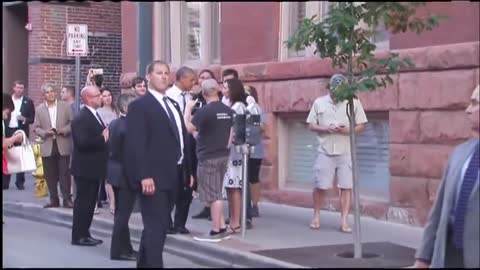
[226,225,241,234]
[110,208,115,215]
[309,220,320,230]
[339,225,352,233]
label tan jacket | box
[33,100,73,157]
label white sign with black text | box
[66,24,88,57]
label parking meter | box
[245,96,262,148]
[232,102,247,146]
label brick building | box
[3,2,122,104]
[4,2,477,227]
[119,2,479,226]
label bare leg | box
[228,188,241,229]
[250,183,261,207]
[210,200,224,232]
[311,188,326,229]
[105,182,115,213]
[340,189,352,231]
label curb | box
[3,201,305,268]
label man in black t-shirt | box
[184,79,233,242]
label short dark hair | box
[199,69,217,81]
[131,76,146,88]
[176,66,195,81]
[63,85,75,97]
[222,69,239,80]
[146,60,170,75]
[226,78,247,106]
[12,80,25,87]
[3,93,15,111]
[245,85,259,104]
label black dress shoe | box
[111,253,137,261]
[175,227,190,234]
[15,182,25,190]
[71,238,98,246]
[166,227,177,235]
[87,236,103,245]
[130,250,139,257]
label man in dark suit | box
[107,94,139,261]
[124,60,185,268]
[5,80,35,190]
[70,85,109,247]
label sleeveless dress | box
[222,102,245,190]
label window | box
[185,2,201,61]
[279,1,390,61]
[154,2,220,68]
[288,2,306,58]
[279,113,391,201]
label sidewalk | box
[3,176,424,268]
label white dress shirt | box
[149,89,184,164]
[47,100,58,128]
[9,96,24,128]
[166,84,191,114]
[84,105,105,127]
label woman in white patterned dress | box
[222,78,248,233]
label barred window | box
[288,2,306,57]
[186,2,201,61]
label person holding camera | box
[33,83,74,209]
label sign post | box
[66,24,88,112]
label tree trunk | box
[348,98,362,259]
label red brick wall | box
[27,2,122,106]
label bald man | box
[71,86,110,246]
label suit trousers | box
[445,226,465,268]
[110,186,136,257]
[72,177,100,241]
[42,140,71,200]
[169,165,193,229]
[137,190,173,268]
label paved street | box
[2,216,206,268]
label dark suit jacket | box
[106,116,133,189]
[124,91,191,192]
[71,107,109,180]
[6,96,35,137]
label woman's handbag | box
[5,130,37,174]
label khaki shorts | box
[313,152,352,190]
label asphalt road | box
[2,216,206,268]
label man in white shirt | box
[306,74,368,233]
[166,66,197,234]
[166,66,197,114]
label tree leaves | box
[286,2,445,102]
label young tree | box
[287,2,446,258]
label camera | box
[90,68,104,75]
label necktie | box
[162,97,181,158]
[96,111,106,128]
[181,92,187,113]
[453,141,479,249]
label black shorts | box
[248,158,262,184]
